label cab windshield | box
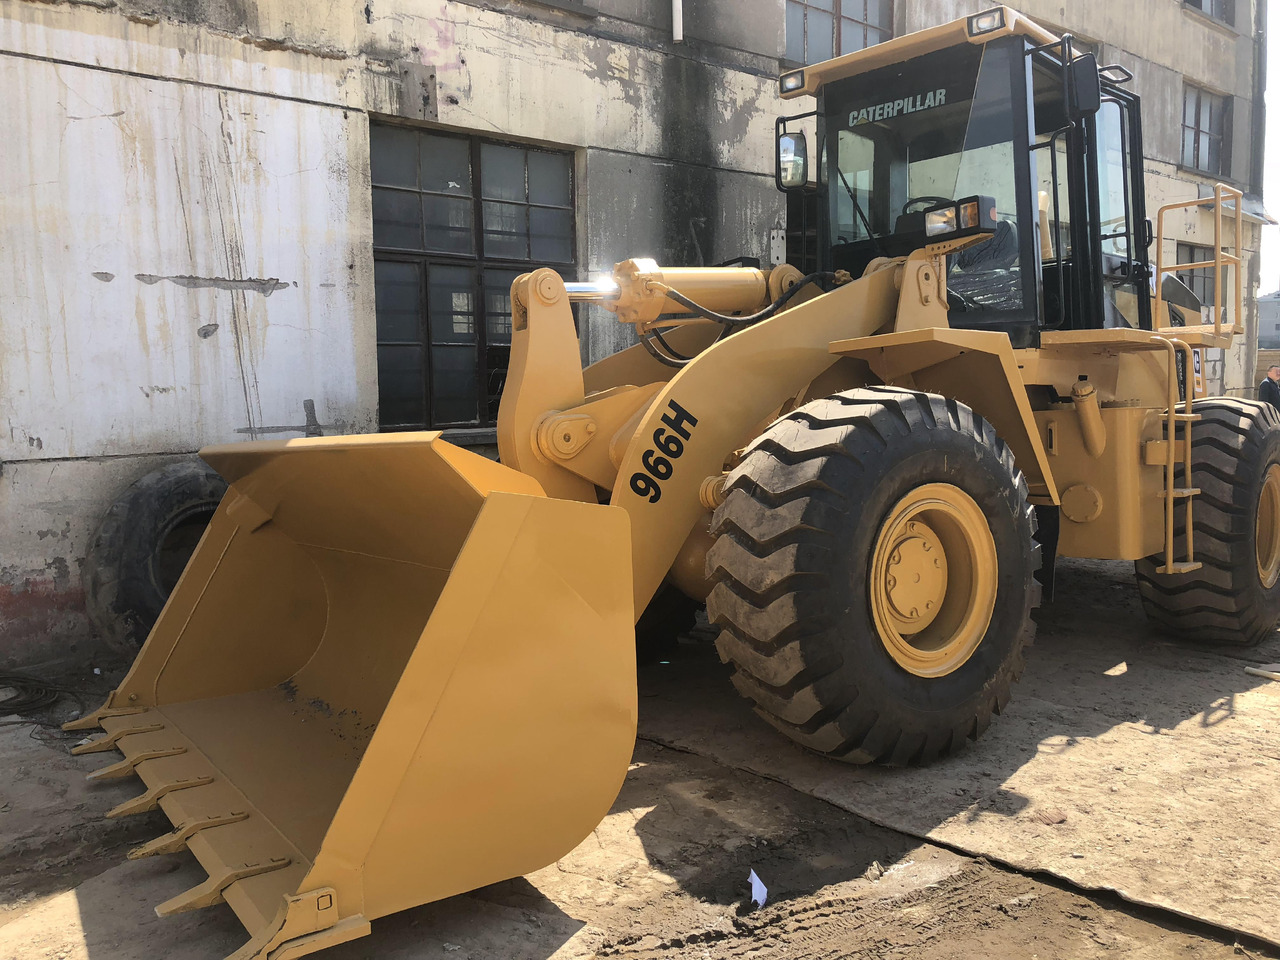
[823,38,1030,322]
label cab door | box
[1089,85,1151,329]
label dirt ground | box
[2,559,1277,960]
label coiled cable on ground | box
[0,672,88,729]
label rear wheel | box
[1136,398,1280,645]
[706,387,1040,766]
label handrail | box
[1153,182,1243,340]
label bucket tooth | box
[70,722,164,755]
[87,746,187,781]
[155,856,292,917]
[107,775,215,818]
[129,810,250,859]
[223,915,370,960]
[62,705,147,732]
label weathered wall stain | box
[0,0,779,668]
[234,399,330,436]
[0,580,89,671]
[135,273,290,295]
[659,55,721,267]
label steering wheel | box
[901,196,952,216]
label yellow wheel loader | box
[68,7,1280,958]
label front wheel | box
[705,387,1040,766]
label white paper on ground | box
[747,869,767,908]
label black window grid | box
[371,127,576,431]
[1177,242,1217,312]
[785,0,893,66]
[1180,84,1231,177]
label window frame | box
[1176,241,1218,314]
[1180,83,1232,177]
[1182,0,1234,28]
[370,124,577,431]
[784,0,893,67]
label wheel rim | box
[869,483,999,678]
[1256,464,1280,589]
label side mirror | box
[1067,53,1101,118]
[776,132,808,191]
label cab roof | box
[779,5,1059,99]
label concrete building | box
[0,0,788,667]
[0,0,1270,667]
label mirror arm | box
[775,110,818,194]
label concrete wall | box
[0,0,787,667]
[1,0,1267,666]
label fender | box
[828,327,1059,505]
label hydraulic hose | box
[639,270,848,367]
[652,270,843,329]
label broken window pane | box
[420,134,472,195]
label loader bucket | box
[66,433,636,960]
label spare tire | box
[84,460,227,653]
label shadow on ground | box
[4,558,1277,959]
[632,557,1280,944]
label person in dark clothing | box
[1259,365,1280,412]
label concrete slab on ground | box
[640,559,1280,948]
[1,560,1274,960]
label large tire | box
[1136,398,1280,646]
[84,460,227,653]
[705,386,1040,766]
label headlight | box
[780,71,805,94]
[925,207,958,236]
[958,200,980,229]
[967,8,1007,36]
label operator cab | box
[776,6,1203,348]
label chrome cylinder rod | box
[564,279,621,302]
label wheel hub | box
[883,522,948,633]
[1256,464,1280,589]
[869,483,998,678]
